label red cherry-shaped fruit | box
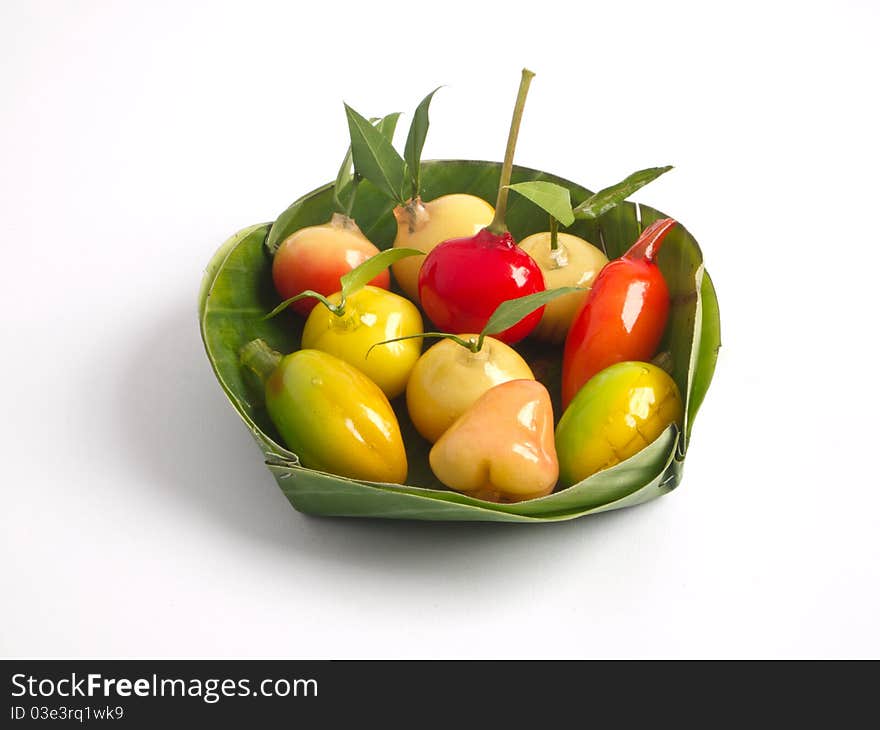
[419,229,545,343]
[417,68,544,344]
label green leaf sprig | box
[404,87,441,200]
[506,166,673,248]
[345,87,443,207]
[573,166,672,220]
[368,286,583,357]
[333,107,400,217]
[506,181,575,226]
[344,104,409,206]
[264,247,424,320]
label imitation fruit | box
[417,69,545,344]
[266,248,424,399]
[507,166,671,343]
[271,116,401,315]
[344,91,494,304]
[562,218,676,408]
[430,379,558,503]
[240,342,407,483]
[555,361,682,486]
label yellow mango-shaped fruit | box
[555,361,683,486]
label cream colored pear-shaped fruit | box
[406,336,535,444]
[429,379,558,503]
[518,232,608,343]
[391,194,495,302]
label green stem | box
[488,68,535,236]
[367,332,481,359]
[549,216,558,251]
[465,335,482,353]
[240,339,282,384]
[264,290,344,320]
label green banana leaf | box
[199,160,720,523]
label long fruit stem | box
[488,68,535,235]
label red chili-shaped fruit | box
[561,217,676,408]
[418,229,546,344]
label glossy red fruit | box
[418,69,543,343]
[561,218,676,408]
[418,228,546,344]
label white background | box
[2,0,878,658]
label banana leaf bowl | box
[199,160,720,523]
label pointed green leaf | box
[339,247,424,299]
[481,287,583,337]
[574,166,673,220]
[335,113,402,213]
[506,181,575,226]
[344,103,408,205]
[333,146,355,213]
[375,112,402,141]
[404,87,441,198]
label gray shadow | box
[111,298,301,544]
[112,298,662,573]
